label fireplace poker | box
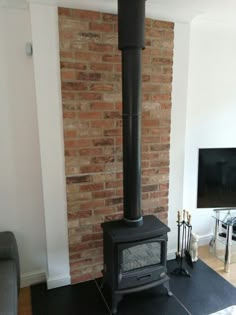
[185,214,193,268]
[176,210,181,261]
[181,210,186,258]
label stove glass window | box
[122,242,161,272]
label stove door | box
[117,238,167,290]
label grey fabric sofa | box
[0,231,20,315]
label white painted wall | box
[0,7,47,285]
[168,22,191,255]
[183,19,236,243]
[30,3,71,289]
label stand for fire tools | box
[171,210,193,277]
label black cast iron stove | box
[101,0,172,313]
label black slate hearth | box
[31,260,236,315]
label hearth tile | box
[96,278,189,315]
[31,280,110,315]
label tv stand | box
[211,208,236,272]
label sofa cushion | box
[0,260,18,314]
[0,231,20,292]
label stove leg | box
[111,292,123,314]
[163,281,173,297]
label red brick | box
[104,129,121,136]
[152,57,173,66]
[89,43,113,52]
[153,20,174,29]
[81,233,102,242]
[102,55,121,63]
[76,72,101,81]
[60,30,74,40]
[79,148,103,156]
[145,18,152,27]
[75,52,102,62]
[90,102,114,110]
[105,197,123,206]
[64,130,77,138]
[65,139,92,148]
[114,64,121,72]
[79,200,105,210]
[160,183,169,190]
[78,112,102,120]
[142,185,158,192]
[93,138,114,146]
[89,22,113,32]
[102,13,117,22]
[58,7,72,16]
[104,111,121,119]
[61,70,75,81]
[63,112,77,119]
[115,102,122,110]
[78,92,102,100]
[71,274,93,284]
[143,74,151,82]
[69,240,102,252]
[80,183,104,192]
[152,94,171,101]
[90,63,113,72]
[93,224,103,233]
[105,213,123,221]
[60,51,74,60]
[143,84,160,92]
[146,28,162,38]
[66,175,92,184]
[80,165,105,174]
[61,82,88,91]
[61,62,87,70]
[72,9,101,21]
[94,207,115,215]
[151,74,172,83]
[90,83,114,91]
[68,210,92,219]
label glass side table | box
[211,208,236,272]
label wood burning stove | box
[101,0,172,313]
[102,216,172,313]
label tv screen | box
[197,148,236,208]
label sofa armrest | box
[0,231,20,292]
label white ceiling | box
[1,0,236,24]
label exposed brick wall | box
[58,7,174,284]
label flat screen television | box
[197,148,236,208]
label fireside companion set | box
[99,0,198,313]
[171,210,198,278]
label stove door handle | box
[137,274,151,281]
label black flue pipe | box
[118,0,146,226]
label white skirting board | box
[198,234,212,246]
[20,270,46,288]
[47,274,71,290]
[167,233,212,261]
[20,271,71,289]
[167,250,176,261]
